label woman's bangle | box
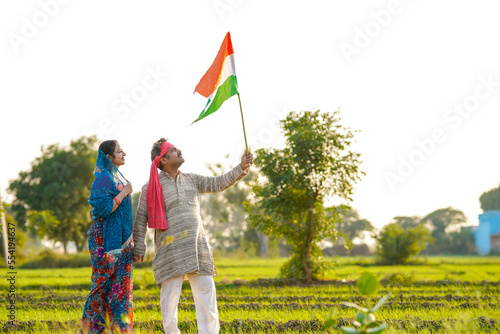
[114,197,121,206]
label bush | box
[380,271,415,285]
[322,243,372,256]
[20,250,91,268]
[279,243,331,281]
[374,223,433,265]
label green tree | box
[422,207,467,254]
[246,109,363,283]
[8,136,97,253]
[479,184,500,211]
[374,223,433,264]
[423,207,467,236]
[199,157,264,256]
[446,227,476,255]
[26,210,60,245]
[331,206,374,244]
[390,216,422,229]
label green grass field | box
[1,256,499,333]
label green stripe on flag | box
[192,75,239,124]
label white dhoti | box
[160,275,220,334]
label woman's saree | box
[81,150,133,333]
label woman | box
[81,140,134,333]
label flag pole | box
[237,93,249,153]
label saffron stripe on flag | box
[194,33,235,98]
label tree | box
[387,209,471,255]
[422,207,467,235]
[26,210,60,245]
[199,157,265,256]
[479,184,500,211]
[323,206,373,256]
[390,216,422,229]
[330,206,374,244]
[8,136,97,253]
[246,109,363,283]
[446,227,476,255]
[422,207,467,254]
[374,223,433,264]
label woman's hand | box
[111,183,133,213]
[132,254,144,263]
[122,182,133,196]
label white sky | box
[1,0,500,229]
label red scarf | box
[147,141,173,230]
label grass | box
[1,256,499,333]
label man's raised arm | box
[197,151,253,194]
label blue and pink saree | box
[81,149,133,333]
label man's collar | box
[160,170,182,181]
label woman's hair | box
[151,138,168,161]
[99,140,118,158]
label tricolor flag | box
[192,32,239,124]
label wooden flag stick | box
[237,93,249,153]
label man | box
[132,138,253,334]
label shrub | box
[279,243,330,281]
[374,223,433,265]
[323,243,372,256]
[20,250,91,268]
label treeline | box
[0,110,497,280]
[5,136,98,258]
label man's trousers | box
[160,274,220,334]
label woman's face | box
[108,142,126,168]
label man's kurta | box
[132,164,248,286]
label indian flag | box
[192,32,239,124]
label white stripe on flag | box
[217,54,236,91]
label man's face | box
[161,145,184,169]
